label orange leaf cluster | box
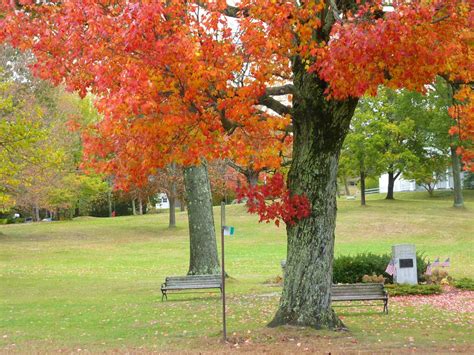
[449,86,474,171]
[313,0,473,99]
[1,0,472,219]
[0,0,291,189]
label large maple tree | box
[1,0,472,329]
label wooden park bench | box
[332,283,389,314]
[161,274,222,301]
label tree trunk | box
[269,61,357,329]
[168,195,176,228]
[179,196,186,212]
[168,162,178,227]
[450,146,464,208]
[423,183,436,197]
[342,176,350,196]
[360,170,366,206]
[246,170,260,187]
[184,163,220,275]
[386,168,397,200]
[138,198,143,215]
[168,177,177,229]
[34,204,40,222]
[107,190,113,217]
[132,199,136,215]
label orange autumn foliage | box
[0,0,472,221]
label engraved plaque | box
[399,258,414,268]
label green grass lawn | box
[1,191,473,352]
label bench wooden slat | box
[163,285,220,290]
[167,275,221,279]
[161,274,222,300]
[332,296,387,301]
[331,283,388,314]
[165,285,220,288]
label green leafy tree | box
[341,104,386,205]
[345,89,419,200]
[1,46,108,217]
[387,79,461,203]
[0,75,46,210]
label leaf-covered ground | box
[1,191,473,352]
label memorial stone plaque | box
[392,244,418,285]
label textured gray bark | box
[184,163,220,275]
[360,170,366,206]
[168,163,178,228]
[269,60,357,329]
[138,198,143,215]
[450,146,464,208]
[168,195,176,228]
[132,199,136,215]
[107,190,112,217]
[33,205,40,222]
[246,170,259,187]
[343,176,350,196]
[386,169,398,200]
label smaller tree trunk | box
[138,198,143,215]
[360,170,366,206]
[342,176,350,196]
[168,195,176,228]
[386,169,399,200]
[425,184,435,196]
[450,146,464,208]
[168,177,177,228]
[245,170,260,187]
[132,199,136,215]
[107,190,113,217]
[184,163,220,275]
[179,196,186,212]
[34,204,40,222]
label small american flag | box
[385,259,396,276]
[441,258,450,267]
[431,257,440,267]
[425,262,432,276]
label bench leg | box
[161,291,167,301]
[384,300,388,314]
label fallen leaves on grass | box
[393,288,474,314]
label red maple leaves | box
[0,0,472,223]
[237,173,311,227]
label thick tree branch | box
[226,159,246,175]
[266,84,294,96]
[258,96,291,116]
[439,74,474,88]
[328,0,343,23]
[194,1,248,18]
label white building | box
[155,193,170,209]
[379,170,465,193]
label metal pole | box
[221,202,226,342]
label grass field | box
[1,191,473,352]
